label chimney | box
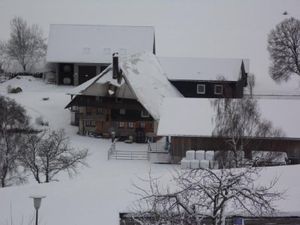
[112,52,119,79]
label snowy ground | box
[0,77,174,225]
[0,76,300,225]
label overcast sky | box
[1,0,300,90]
[0,0,299,57]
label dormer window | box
[141,110,150,118]
[214,84,223,95]
[197,84,206,94]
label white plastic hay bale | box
[209,160,219,169]
[195,150,205,160]
[186,150,195,160]
[205,151,214,160]
[181,158,191,169]
[190,159,200,169]
[200,160,209,169]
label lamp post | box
[30,196,46,225]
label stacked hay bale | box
[181,150,218,169]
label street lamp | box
[30,196,46,225]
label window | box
[85,120,95,127]
[86,110,92,116]
[103,48,111,56]
[83,47,90,55]
[96,96,102,102]
[120,108,126,115]
[141,110,150,118]
[119,48,127,56]
[119,122,125,128]
[214,84,223,95]
[71,106,78,112]
[96,108,104,115]
[140,122,145,128]
[128,122,135,128]
[197,84,206,94]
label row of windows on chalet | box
[118,121,151,129]
[197,84,223,95]
[85,107,150,117]
[84,120,152,129]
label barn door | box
[78,66,97,84]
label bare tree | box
[19,131,45,183]
[131,167,282,225]
[247,73,255,97]
[0,96,30,187]
[268,17,300,82]
[0,17,46,72]
[20,129,88,183]
[212,97,284,168]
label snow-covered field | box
[0,76,300,225]
[0,77,174,225]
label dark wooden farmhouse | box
[65,75,155,141]
[65,52,181,142]
[158,57,249,98]
[46,24,155,85]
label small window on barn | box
[83,47,91,55]
[120,108,126,115]
[140,122,145,128]
[197,84,206,94]
[214,84,223,95]
[103,48,111,56]
[119,122,125,128]
[128,122,134,128]
[119,48,127,56]
[141,110,150,118]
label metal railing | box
[108,139,149,160]
[109,150,148,160]
[107,140,117,160]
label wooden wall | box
[171,136,300,163]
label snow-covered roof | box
[66,66,134,99]
[67,72,104,95]
[158,57,249,81]
[46,24,155,63]
[157,98,215,137]
[120,52,182,120]
[157,97,300,138]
